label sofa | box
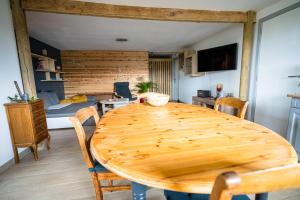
[37,92,98,129]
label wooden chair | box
[69,106,131,200]
[211,164,300,200]
[214,97,249,119]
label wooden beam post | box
[21,0,249,23]
[10,0,36,97]
[239,11,256,101]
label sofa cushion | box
[46,101,96,118]
[37,92,52,109]
[46,91,60,105]
[37,92,60,109]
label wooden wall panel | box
[149,58,173,98]
[61,51,149,97]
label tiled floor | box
[0,128,299,200]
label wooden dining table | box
[91,103,297,200]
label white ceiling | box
[26,12,232,52]
[80,0,281,11]
[26,0,281,52]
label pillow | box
[59,95,88,104]
[37,92,52,109]
[46,91,60,105]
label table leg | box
[255,193,268,200]
[101,103,106,114]
[132,182,147,200]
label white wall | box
[179,24,243,103]
[0,0,24,167]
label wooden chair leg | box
[91,173,103,200]
[108,180,113,192]
[47,134,51,150]
[32,144,39,161]
[13,145,20,163]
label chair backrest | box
[114,82,132,99]
[210,164,300,200]
[69,106,99,169]
[214,97,249,119]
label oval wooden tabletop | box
[91,103,297,193]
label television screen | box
[197,43,238,72]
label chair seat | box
[88,160,108,172]
[164,191,250,200]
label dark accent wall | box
[29,37,65,99]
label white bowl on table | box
[146,92,170,107]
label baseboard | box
[0,148,31,174]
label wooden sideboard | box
[286,94,300,159]
[4,100,50,163]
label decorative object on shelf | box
[31,53,56,72]
[36,60,45,70]
[216,83,223,98]
[14,80,23,97]
[42,49,47,56]
[8,81,37,103]
[22,93,29,101]
[7,94,23,103]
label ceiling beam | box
[21,0,252,23]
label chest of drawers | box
[4,100,50,163]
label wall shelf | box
[31,53,56,72]
[35,69,64,82]
[41,79,65,82]
[183,50,204,77]
[36,69,65,74]
[31,53,56,61]
[32,53,64,82]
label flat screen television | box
[197,43,238,72]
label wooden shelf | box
[36,69,64,73]
[183,50,204,77]
[31,53,56,61]
[36,69,55,72]
[41,79,65,82]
